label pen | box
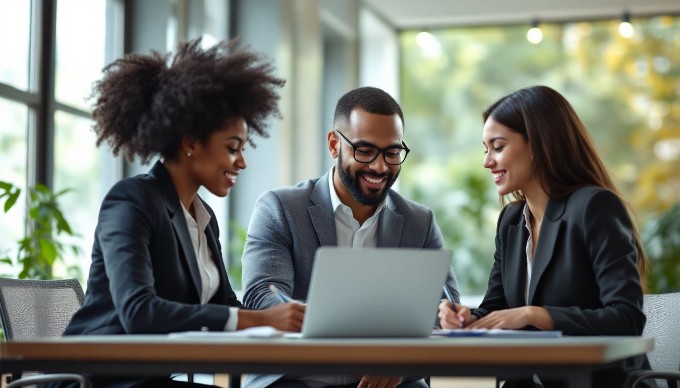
[442,284,459,313]
[269,284,294,303]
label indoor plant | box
[0,180,81,280]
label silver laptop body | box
[300,247,451,338]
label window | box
[400,17,680,295]
[0,98,28,265]
[0,0,31,90]
[0,0,123,280]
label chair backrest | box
[642,292,680,374]
[0,277,84,340]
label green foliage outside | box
[0,181,82,280]
[642,203,680,293]
[227,221,248,290]
[399,17,680,295]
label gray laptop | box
[299,247,451,338]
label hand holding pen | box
[269,284,303,304]
[439,285,467,328]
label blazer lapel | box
[150,161,202,300]
[376,195,403,247]
[505,222,527,307]
[527,197,566,304]
[309,172,337,247]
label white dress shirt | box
[182,197,238,331]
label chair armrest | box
[6,373,91,388]
[625,370,680,388]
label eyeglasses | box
[334,130,410,165]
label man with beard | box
[241,86,459,388]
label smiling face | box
[329,109,403,207]
[482,117,537,196]
[187,117,248,197]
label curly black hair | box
[90,37,285,163]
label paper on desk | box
[169,326,283,338]
[431,328,562,338]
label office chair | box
[624,292,680,388]
[0,277,91,388]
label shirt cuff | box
[225,307,239,331]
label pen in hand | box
[269,284,294,303]
[443,285,464,323]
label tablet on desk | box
[298,247,452,338]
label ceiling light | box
[527,20,543,44]
[619,11,634,38]
[416,31,442,57]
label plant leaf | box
[38,238,58,266]
[3,189,20,212]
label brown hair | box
[90,37,284,163]
[483,85,647,276]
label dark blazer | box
[53,161,241,387]
[66,161,241,336]
[475,186,654,387]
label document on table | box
[169,326,283,338]
[431,328,562,338]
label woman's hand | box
[438,300,473,329]
[238,303,306,332]
[466,306,553,330]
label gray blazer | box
[241,171,459,388]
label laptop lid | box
[300,247,451,338]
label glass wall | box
[51,0,115,279]
[0,0,121,280]
[400,16,680,295]
[0,0,31,90]
[0,98,28,267]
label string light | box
[527,20,543,44]
[619,11,634,38]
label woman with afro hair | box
[52,38,305,387]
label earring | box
[187,152,192,157]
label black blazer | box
[65,161,241,337]
[474,186,654,387]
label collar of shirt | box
[182,196,212,232]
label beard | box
[337,147,400,206]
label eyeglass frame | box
[334,130,410,165]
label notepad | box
[169,326,283,338]
[431,328,562,338]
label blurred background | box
[1,0,678,301]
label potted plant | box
[0,180,81,280]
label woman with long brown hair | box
[439,85,653,387]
